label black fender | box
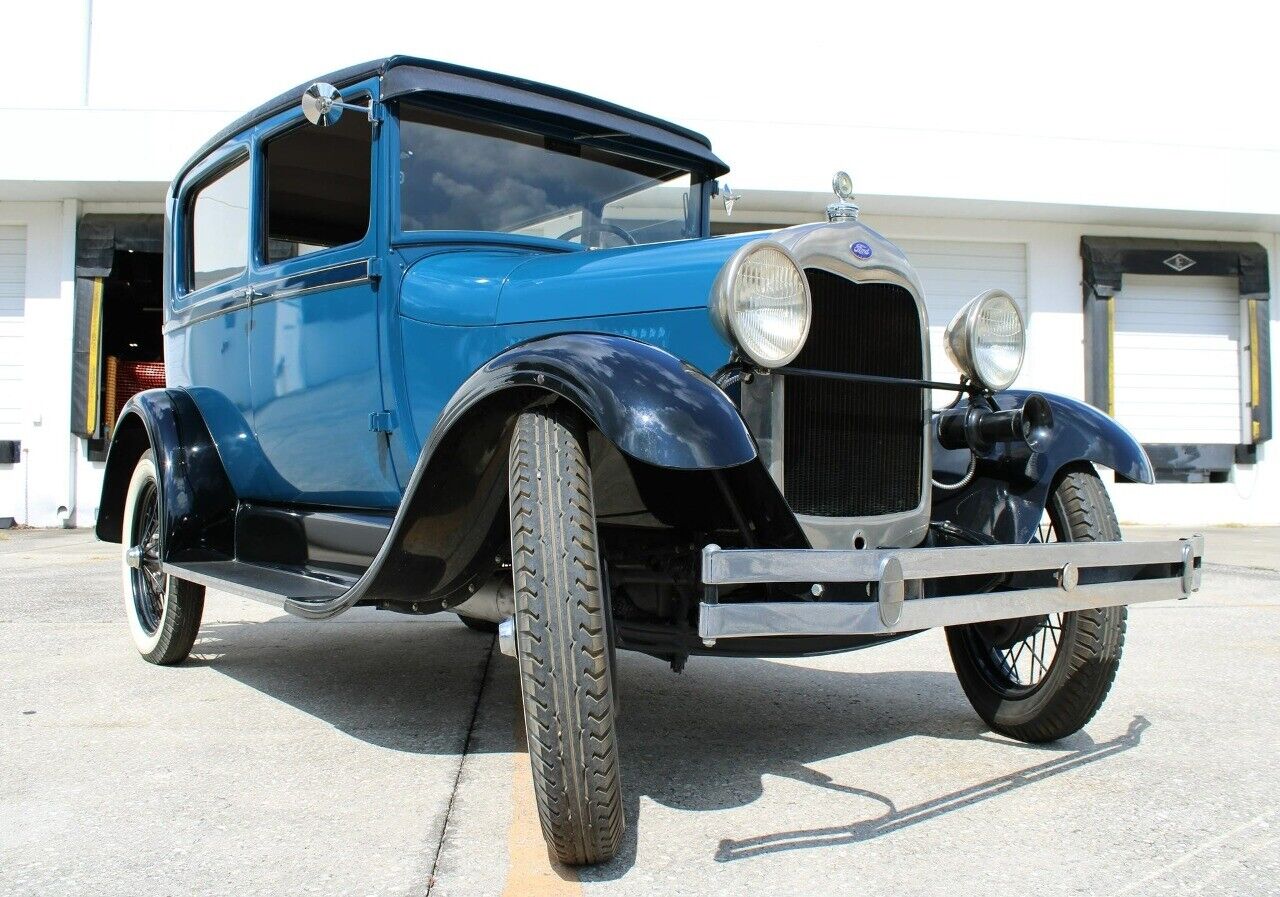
[931,390,1153,544]
[289,333,773,617]
[95,388,237,562]
[452,332,758,469]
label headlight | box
[711,241,811,368]
[944,289,1025,391]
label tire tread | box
[947,466,1127,743]
[509,407,623,865]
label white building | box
[2,1,1277,528]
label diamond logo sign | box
[1163,253,1196,272]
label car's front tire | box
[121,451,205,665]
[946,466,1127,742]
[508,406,624,865]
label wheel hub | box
[976,614,1048,650]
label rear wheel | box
[121,451,205,665]
[946,467,1127,742]
[508,406,624,865]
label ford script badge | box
[851,241,873,259]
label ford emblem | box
[851,241,873,259]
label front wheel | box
[508,406,624,865]
[120,451,205,665]
[946,466,1127,742]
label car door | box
[166,147,261,498]
[244,91,399,508]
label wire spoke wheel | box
[969,507,1066,697]
[121,451,205,665]
[946,467,1127,742]
[130,479,167,636]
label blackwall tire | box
[946,466,1127,743]
[121,451,205,665]
[508,407,624,865]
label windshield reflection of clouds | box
[399,113,690,244]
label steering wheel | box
[556,222,637,247]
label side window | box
[263,112,372,264]
[188,157,250,292]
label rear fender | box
[95,388,236,561]
[931,390,1153,544]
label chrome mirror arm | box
[301,82,376,127]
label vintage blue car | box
[96,57,1203,865]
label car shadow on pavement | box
[582,652,1149,880]
[186,617,1150,879]
[185,617,501,754]
[711,714,1149,863]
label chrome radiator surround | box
[745,220,933,550]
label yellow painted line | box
[502,719,582,897]
[85,278,104,433]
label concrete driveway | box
[1,527,1277,896]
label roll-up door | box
[0,226,25,438]
[892,239,1027,396]
[1112,274,1243,444]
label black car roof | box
[174,55,729,189]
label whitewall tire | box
[120,451,205,664]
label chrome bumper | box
[698,535,1203,643]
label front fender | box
[94,388,236,561]
[287,333,758,617]
[932,390,1153,544]
[446,332,756,470]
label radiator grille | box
[783,271,924,517]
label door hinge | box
[369,410,398,433]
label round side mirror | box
[301,82,344,126]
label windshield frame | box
[389,97,711,248]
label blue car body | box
[96,56,1154,649]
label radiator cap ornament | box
[827,171,860,223]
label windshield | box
[397,104,700,248]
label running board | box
[162,559,356,609]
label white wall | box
[860,214,1280,526]
[1,0,1277,526]
[0,201,77,527]
[3,1,1279,218]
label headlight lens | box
[944,289,1025,391]
[714,243,811,368]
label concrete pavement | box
[1,526,1278,896]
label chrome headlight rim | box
[945,288,1026,392]
[710,239,813,369]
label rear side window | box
[263,112,372,264]
[188,157,250,292]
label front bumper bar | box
[698,535,1203,642]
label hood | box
[494,234,763,325]
[397,220,926,328]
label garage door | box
[893,239,1027,396]
[0,226,24,437]
[1113,274,1243,444]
